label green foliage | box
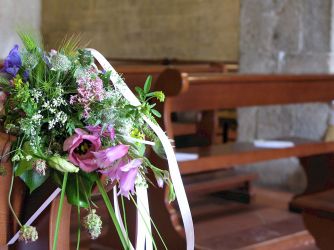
[58,34,83,57]
[65,116,83,135]
[18,30,41,52]
[144,75,152,93]
[19,169,49,193]
[167,180,176,202]
[152,138,167,159]
[53,171,97,208]
[16,158,33,176]
[0,75,9,86]
[78,49,93,67]
[134,75,165,119]
[15,142,44,176]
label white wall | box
[238,0,332,193]
[0,0,41,59]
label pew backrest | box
[155,71,334,140]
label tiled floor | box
[191,187,318,250]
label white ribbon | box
[113,186,136,250]
[136,184,153,250]
[88,48,195,250]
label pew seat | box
[183,170,257,199]
[177,137,334,174]
[292,189,334,214]
[290,189,334,250]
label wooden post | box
[0,133,18,247]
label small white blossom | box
[48,119,56,130]
[5,124,16,133]
[25,155,33,161]
[12,154,21,162]
[42,101,50,109]
[31,113,43,123]
[31,89,42,102]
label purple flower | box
[93,145,129,168]
[100,158,142,198]
[70,67,105,118]
[86,125,115,140]
[63,128,101,172]
[1,45,22,77]
[118,159,142,197]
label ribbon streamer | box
[89,49,195,250]
[135,180,153,250]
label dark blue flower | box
[1,44,22,77]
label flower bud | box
[19,225,38,243]
[33,159,47,176]
[83,209,102,240]
[47,156,79,173]
[50,51,71,72]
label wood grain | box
[178,138,334,174]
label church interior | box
[1,1,334,249]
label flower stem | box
[96,179,129,250]
[76,175,81,250]
[8,168,22,227]
[52,172,68,250]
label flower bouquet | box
[0,33,192,250]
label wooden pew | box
[115,63,227,91]
[149,70,334,249]
[0,132,71,250]
[115,62,236,138]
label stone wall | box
[41,0,239,61]
[238,0,332,192]
[0,0,41,58]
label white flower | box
[12,154,21,162]
[25,155,33,161]
[50,51,71,72]
[57,111,67,124]
[31,89,42,102]
[22,51,39,70]
[42,101,50,109]
[32,113,43,122]
[48,119,56,130]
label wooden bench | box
[0,133,71,250]
[115,63,227,90]
[291,189,334,249]
[115,62,237,138]
[148,71,334,249]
